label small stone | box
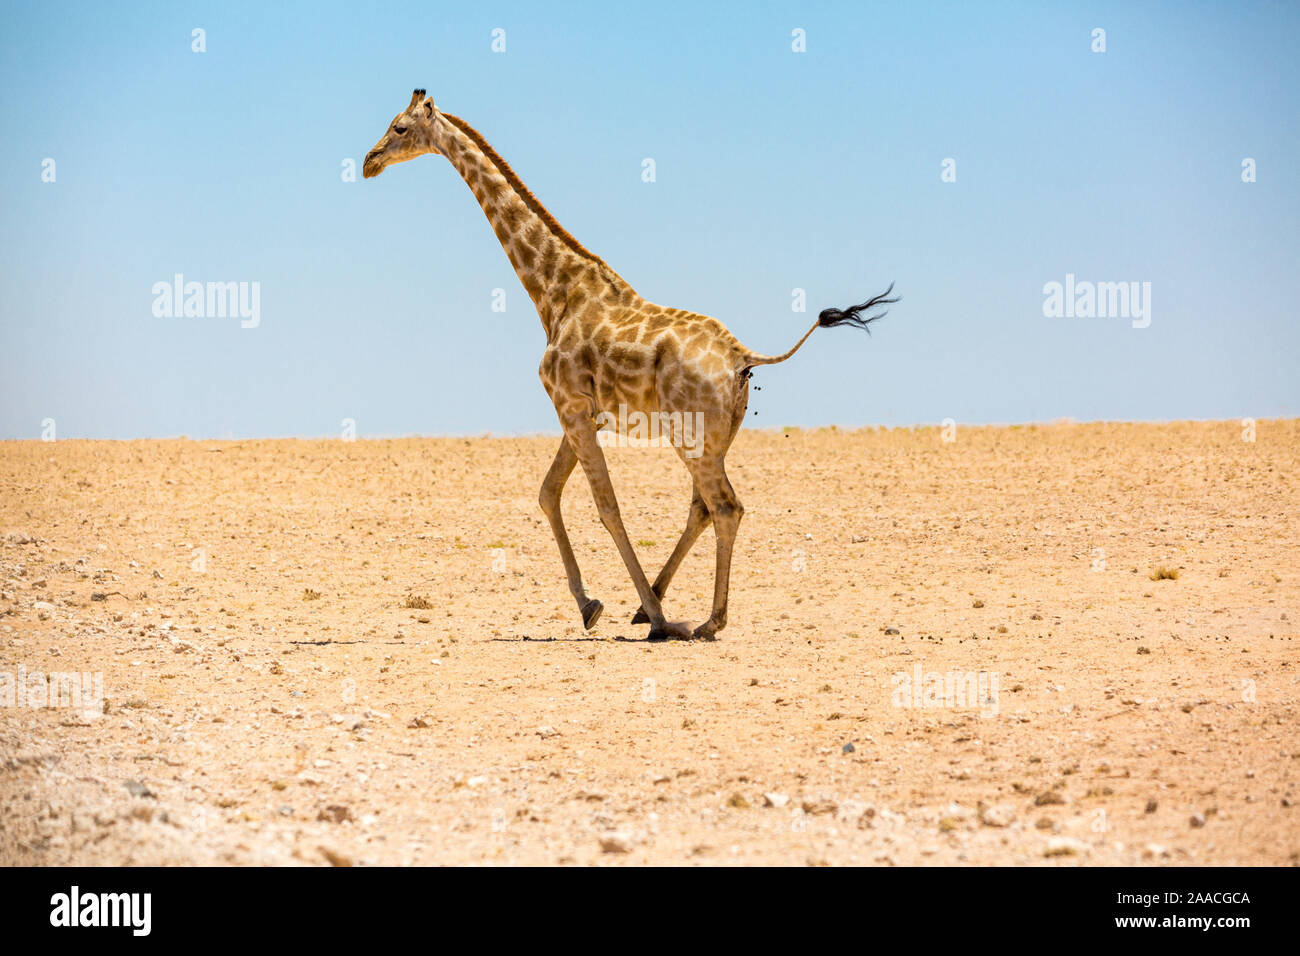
[884,626,900,635]
[979,803,1016,828]
[1145,799,1158,814]
[1044,837,1089,857]
[1190,812,1206,828]
[599,833,633,854]
[842,742,855,754]
[1034,790,1066,806]
[763,792,790,809]
[318,846,352,867]
[801,796,838,815]
[536,725,559,738]
[407,715,431,729]
[317,805,352,823]
[124,779,153,799]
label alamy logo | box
[1042,273,1151,328]
[151,273,260,328]
[0,666,103,718]
[890,663,999,718]
[50,886,151,936]
[595,404,705,459]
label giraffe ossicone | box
[365,89,898,640]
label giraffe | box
[364,90,897,640]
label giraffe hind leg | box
[688,460,742,641]
[631,486,711,623]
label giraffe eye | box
[394,126,407,135]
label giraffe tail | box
[741,283,899,369]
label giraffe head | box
[363,89,439,179]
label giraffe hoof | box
[691,623,719,642]
[581,599,603,630]
[630,607,650,624]
[647,621,693,642]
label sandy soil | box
[1,421,1296,866]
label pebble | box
[979,803,1016,828]
[1044,837,1090,857]
[317,805,352,823]
[318,846,352,867]
[801,796,838,815]
[599,833,634,854]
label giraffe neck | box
[435,113,633,334]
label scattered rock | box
[842,742,856,754]
[318,846,352,867]
[599,833,633,854]
[979,803,1016,828]
[407,715,431,729]
[763,792,790,809]
[1190,812,1206,828]
[1034,790,1066,806]
[1044,837,1090,857]
[124,780,153,799]
[317,805,353,824]
[1145,799,1158,814]
[801,796,838,815]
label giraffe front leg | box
[539,438,603,630]
[562,416,693,640]
[631,487,711,623]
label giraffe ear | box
[422,96,434,119]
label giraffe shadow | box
[488,634,658,644]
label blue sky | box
[1,0,1297,438]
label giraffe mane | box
[442,113,622,283]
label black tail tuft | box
[817,283,900,332]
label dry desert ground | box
[1,420,1297,866]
